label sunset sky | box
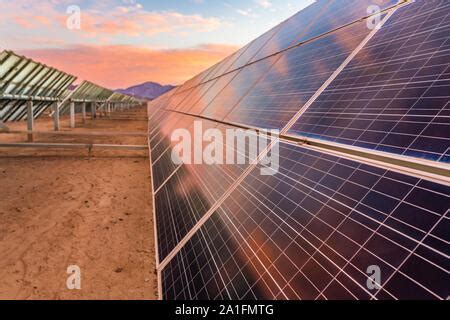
[0,0,314,89]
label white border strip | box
[147,102,162,300]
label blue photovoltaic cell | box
[162,142,449,300]
[250,0,398,62]
[289,0,450,162]
[225,18,374,129]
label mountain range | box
[116,81,176,100]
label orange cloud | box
[79,9,223,37]
[5,1,223,41]
[18,44,239,89]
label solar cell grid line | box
[152,151,182,194]
[373,211,448,299]
[204,47,248,84]
[178,70,240,116]
[166,226,235,300]
[155,128,281,271]
[148,110,180,145]
[164,189,368,299]
[149,1,448,300]
[151,118,232,193]
[201,55,280,121]
[169,8,394,124]
[172,55,235,98]
[176,69,208,93]
[161,141,449,300]
[347,4,450,158]
[203,18,284,82]
[177,59,225,95]
[218,188,374,299]
[221,18,379,128]
[172,81,218,113]
[149,112,190,153]
[288,0,450,163]
[217,158,385,299]
[236,142,448,298]
[251,0,401,63]
[153,123,257,262]
[194,62,224,86]
[162,212,288,300]
[164,87,196,111]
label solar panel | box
[152,115,255,262]
[224,17,378,129]
[288,0,450,162]
[148,0,449,300]
[167,0,400,106]
[161,142,449,300]
[0,50,76,122]
[179,70,239,115]
[250,0,398,62]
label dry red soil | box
[0,108,157,299]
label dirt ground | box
[0,108,158,300]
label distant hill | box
[116,81,176,100]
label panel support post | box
[52,102,60,131]
[69,101,75,128]
[91,102,96,120]
[27,100,34,142]
[81,102,86,124]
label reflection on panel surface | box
[162,213,282,300]
[289,0,450,162]
[153,118,253,262]
[201,56,279,121]
[226,19,374,129]
[162,142,449,300]
[159,0,399,106]
[251,0,395,62]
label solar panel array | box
[0,50,76,121]
[0,51,142,122]
[148,0,449,300]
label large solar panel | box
[288,0,450,162]
[161,142,449,300]
[150,113,255,262]
[224,18,378,129]
[0,50,76,122]
[148,0,449,300]
[164,0,400,114]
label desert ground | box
[0,107,157,299]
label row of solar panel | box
[173,0,400,95]
[161,141,449,300]
[0,51,142,121]
[148,106,449,300]
[148,0,449,300]
[153,0,449,163]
